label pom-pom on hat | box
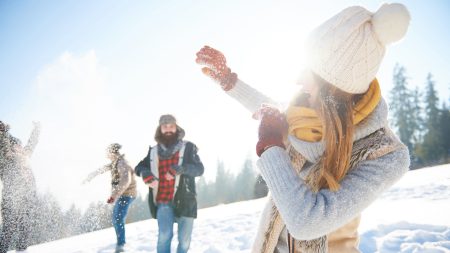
[305,3,410,94]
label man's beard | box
[161,132,178,146]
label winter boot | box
[115,244,125,253]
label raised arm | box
[82,165,111,184]
[23,121,41,156]
[196,46,278,114]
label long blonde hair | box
[312,75,362,191]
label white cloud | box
[31,51,117,210]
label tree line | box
[196,158,268,208]
[1,156,266,249]
[389,64,450,169]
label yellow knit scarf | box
[286,79,381,142]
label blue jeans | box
[112,196,135,246]
[157,203,194,253]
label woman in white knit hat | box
[196,3,411,253]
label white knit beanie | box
[306,3,410,94]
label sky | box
[1,0,449,209]
[17,164,450,252]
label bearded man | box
[135,114,204,253]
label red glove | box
[195,46,238,91]
[256,106,288,157]
[106,196,115,204]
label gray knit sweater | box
[226,79,410,241]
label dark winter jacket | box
[135,141,204,218]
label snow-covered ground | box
[16,164,450,253]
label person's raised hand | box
[32,121,41,131]
[195,45,238,91]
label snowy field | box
[16,164,450,253]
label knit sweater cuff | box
[226,79,277,114]
[257,146,304,198]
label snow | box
[14,164,450,253]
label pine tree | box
[63,204,83,237]
[197,176,215,208]
[234,156,257,201]
[80,201,112,233]
[214,160,235,204]
[29,192,66,244]
[196,176,207,207]
[411,86,425,145]
[438,102,450,163]
[424,74,440,127]
[389,64,419,158]
[409,86,425,167]
[416,73,445,165]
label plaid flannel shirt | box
[156,151,180,203]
